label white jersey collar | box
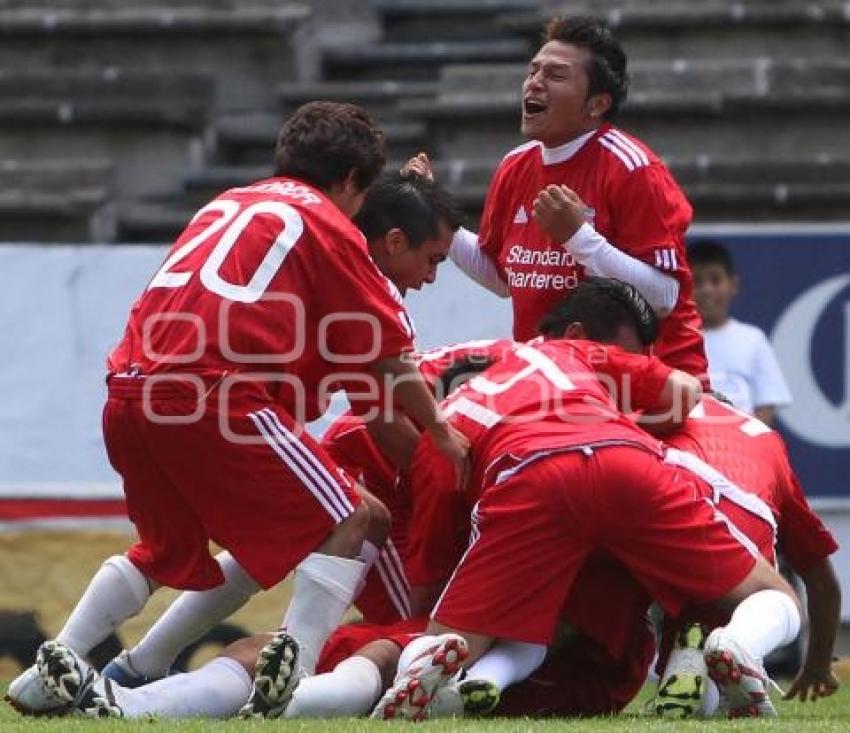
[540,129,597,166]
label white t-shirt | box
[703,318,792,414]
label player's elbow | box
[654,370,702,432]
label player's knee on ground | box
[220,632,275,676]
[355,639,403,690]
[318,500,372,558]
[355,486,392,546]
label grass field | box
[2,682,849,732]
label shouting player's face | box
[372,220,452,296]
[522,42,610,147]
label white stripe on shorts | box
[260,408,356,518]
[249,409,352,523]
[664,447,777,535]
[375,540,412,619]
[431,502,482,620]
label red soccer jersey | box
[405,339,672,587]
[443,338,670,488]
[107,178,414,418]
[478,124,707,378]
[666,395,838,573]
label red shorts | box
[316,617,428,674]
[433,445,756,644]
[656,495,776,674]
[498,621,655,717]
[104,375,360,590]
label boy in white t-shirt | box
[688,240,792,425]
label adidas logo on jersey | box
[513,206,528,224]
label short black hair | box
[688,240,735,275]
[354,171,463,249]
[435,356,496,401]
[543,16,629,119]
[274,101,386,191]
[539,277,658,345]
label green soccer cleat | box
[458,677,501,716]
[655,623,707,719]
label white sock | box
[284,655,382,718]
[465,640,547,690]
[281,553,365,674]
[699,678,721,717]
[395,634,440,679]
[56,555,150,655]
[722,590,801,662]
[114,657,251,719]
[127,551,260,677]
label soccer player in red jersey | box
[407,16,707,380]
[323,339,513,625]
[24,103,471,715]
[653,395,841,716]
[374,319,802,721]
[507,287,839,718]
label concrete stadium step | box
[278,80,437,117]
[400,90,850,159]
[0,3,311,109]
[434,153,850,223]
[183,165,271,206]
[0,158,114,242]
[117,200,195,243]
[372,0,538,42]
[436,58,850,101]
[322,39,529,81]
[0,68,214,128]
[0,69,214,199]
[215,113,428,166]
[498,2,850,59]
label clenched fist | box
[532,184,590,243]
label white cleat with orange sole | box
[703,629,778,718]
[371,634,469,722]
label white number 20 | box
[148,200,304,303]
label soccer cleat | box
[655,622,707,719]
[102,650,164,689]
[36,640,124,718]
[371,634,469,721]
[704,628,777,718]
[458,677,501,716]
[238,631,303,719]
[5,664,70,717]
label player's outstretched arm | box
[401,152,510,298]
[785,558,842,702]
[371,355,470,489]
[364,411,421,473]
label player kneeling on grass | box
[6,106,469,718]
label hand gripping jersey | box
[107,177,414,418]
[479,124,707,377]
